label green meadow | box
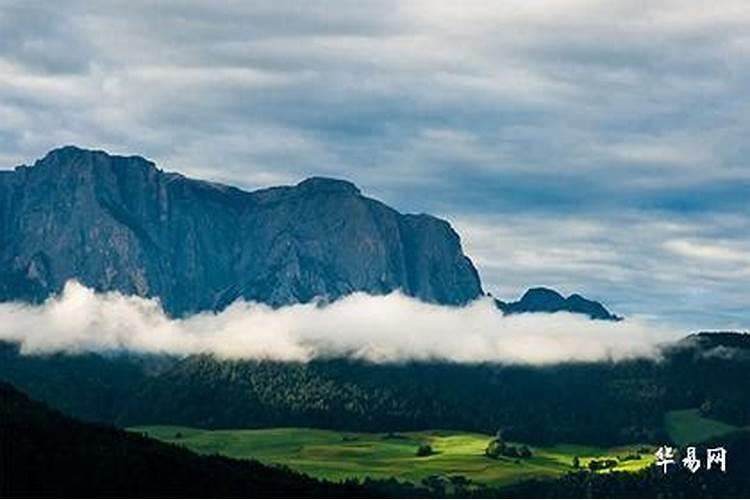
[131,426,654,487]
[665,409,739,446]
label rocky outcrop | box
[495,287,621,321]
[0,146,483,316]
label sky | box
[0,1,748,330]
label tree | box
[416,444,433,457]
[449,475,470,495]
[572,456,580,468]
[485,438,505,459]
[504,445,520,458]
[421,475,447,496]
[486,429,507,459]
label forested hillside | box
[1,333,747,447]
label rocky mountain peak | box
[519,287,566,308]
[496,286,621,321]
[296,176,361,195]
[0,147,483,316]
[33,145,156,170]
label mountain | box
[0,382,367,497]
[495,287,621,321]
[0,146,482,316]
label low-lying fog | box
[0,281,684,364]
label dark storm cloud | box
[0,0,748,326]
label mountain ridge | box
[1,146,620,320]
[0,146,483,316]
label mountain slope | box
[0,382,366,498]
[0,146,482,316]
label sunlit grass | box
[130,425,654,487]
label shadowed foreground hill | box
[0,383,367,498]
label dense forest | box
[1,332,748,447]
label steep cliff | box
[0,146,482,315]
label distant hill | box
[0,146,482,316]
[0,382,365,498]
[496,287,621,321]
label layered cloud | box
[1,1,748,326]
[0,281,682,364]
[457,212,750,330]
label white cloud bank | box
[0,281,685,365]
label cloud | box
[455,213,750,331]
[663,239,750,265]
[0,1,749,327]
[0,281,682,365]
[2,1,748,193]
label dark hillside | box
[0,382,367,498]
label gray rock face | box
[0,146,483,316]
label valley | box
[131,426,655,488]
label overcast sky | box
[1,1,748,329]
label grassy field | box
[665,409,739,446]
[130,426,654,487]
